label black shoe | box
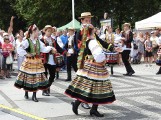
[128,71,135,76]
[156,72,161,75]
[32,92,39,102]
[71,101,78,115]
[24,95,29,99]
[42,92,50,96]
[47,88,50,94]
[81,103,91,109]
[24,92,29,99]
[90,110,104,117]
[65,79,71,81]
[32,97,39,102]
[123,73,129,76]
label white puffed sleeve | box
[20,39,29,49]
[39,40,52,53]
[88,39,106,63]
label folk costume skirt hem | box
[65,75,116,105]
[14,71,49,92]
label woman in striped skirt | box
[14,24,56,102]
[65,26,116,117]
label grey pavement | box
[0,62,161,120]
[0,111,23,120]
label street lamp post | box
[72,0,75,28]
[110,10,113,29]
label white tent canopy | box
[135,12,161,30]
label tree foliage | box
[0,0,15,30]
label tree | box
[0,0,27,33]
[109,0,161,30]
[0,0,15,30]
[12,0,72,29]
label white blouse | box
[21,39,52,53]
[88,39,106,63]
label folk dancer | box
[41,25,66,96]
[65,24,116,117]
[75,12,93,109]
[121,23,135,76]
[14,24,56,102]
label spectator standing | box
[2,34,14,78]
[60,29,68,70]
[105,26,115,44]
[144,35,153,67]
[150,31,159,62]
[137,32,145,62]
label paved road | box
[0,63,161,120]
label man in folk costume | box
[41,25,66,96]
[64,27,78,81]
[65,12,116,117]
[105,26,115,44]
[14,24,56,102]
[121,23,135,76]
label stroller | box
[131,53,141,64]
[130,41,141,64]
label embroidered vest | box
[26,39,40,55]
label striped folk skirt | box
[65,60,116,105]
[14,57,49,92]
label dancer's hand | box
[51,48,57,54]
[100,60,106,66]
[66,52,71,56]
[11,16,15,20]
